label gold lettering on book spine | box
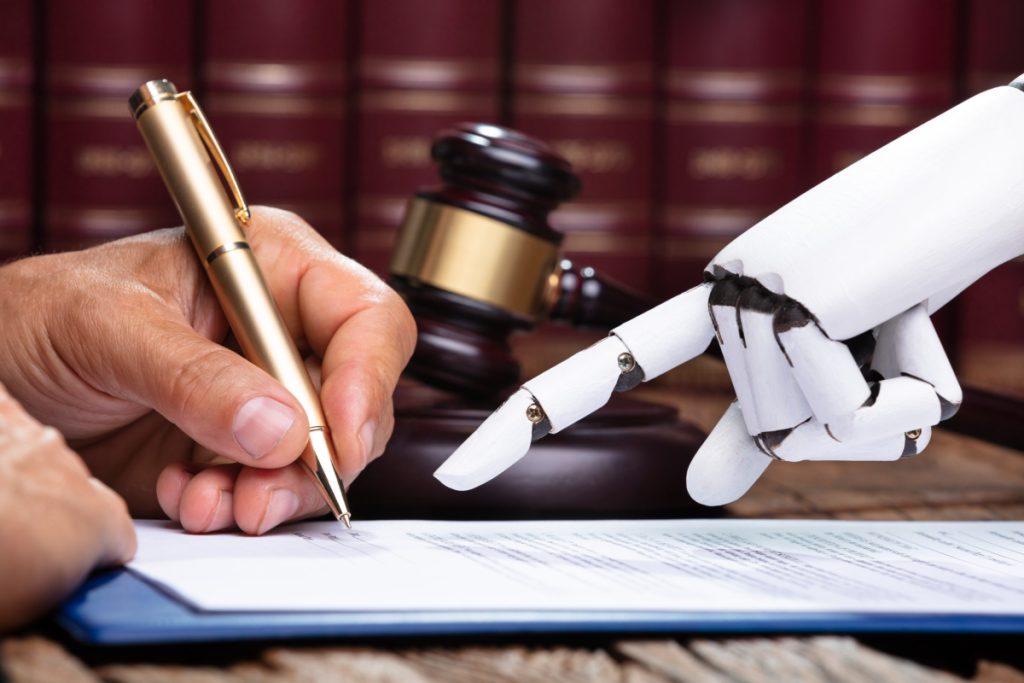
[817,73,948,101]
[819,104,934,128]
[50,96,138,120]
[206,94,345,117]
[517,94,651,118]
[232,141,320,173]
[75,146,155,178]
[664,69,804,98]
[361,91,496,114]
[49,65,175,92]
[688,147,783,181]
[204,62,347,90]
[550,140,633,174]
[515,62,653,91]
[660,206,770,237]
[549,202,649,232]
[360,58,497,87]
[666,102,802,125]
[380,136,432,169]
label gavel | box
[346,122,708,519]
[388,122,654,397]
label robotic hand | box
[434,78,1024,505]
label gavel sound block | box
[347,123,711,518]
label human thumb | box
[102,319,310,468]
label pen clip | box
[176,91,251,225]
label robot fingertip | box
[433,436,530,491]
[434,389,537,490]
[433,466,485,492]
[686,452,769,506]
[686,403,773,506]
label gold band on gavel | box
[390,198,562,320]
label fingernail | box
[233,397,296,460]
[204,490,235,533]
[258,489,300,535]
[358,420,377,468]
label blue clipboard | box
[57,569,1024,645]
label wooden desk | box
[3,389,1024,682]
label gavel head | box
[389,122,649,398]
[388,123,578,397]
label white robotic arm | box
[435,78,1024,504]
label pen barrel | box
[132,91,247,256]
[207,250,327,425]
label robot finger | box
[709,277,763,435]
[736,287,813,432]
[434,388,537,490]
[774,301,870,424]
[435,334,631,490]
[611,282,716,382]
[826,376,942,443]
[761,419,932,462]
[686,401,774,506]
[436,283,718,492]
[522,334,633,433]
[871,303,962,418]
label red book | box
[965,0,1024,95]
[43,0,194,251]
[657,0,810,299]
[511,0,655,294]
[353,0,502,275]
[203,0,350,248]
[0,0,35,259]
[955,0,1024,396]
[812,0,956,181]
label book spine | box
[955,0,1024,396]
[657,0,811,301]
[0,0,35,259]
[812,0,956,182]
[353,0,503,275]
[202,0,350,249]
[964,0,1024,95]
[511,0,655,294]
[43,0,194,251]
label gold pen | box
[129,79,351,527]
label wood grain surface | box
[3,635,1011,683]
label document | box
[131,519,1024,615]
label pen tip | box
[341,513,352,530]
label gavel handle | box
[549,260,724,361]
[549,260,657,328]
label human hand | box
[433,82,1024,501]
[0,384,135,632]
[0,207,415,534]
